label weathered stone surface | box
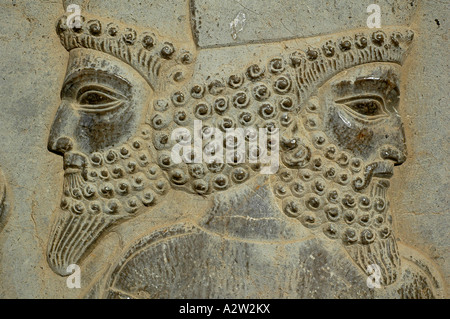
[0,0,448,299]
[0,167,7,228]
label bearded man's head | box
[46,1,413,286]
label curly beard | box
[47,128,168,275]
[48,117,401,284]
[267,102,401,286]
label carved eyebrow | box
[354,77,399,91]
[333,77,399,99]
[61,69,132,99]
[335,94,385,105]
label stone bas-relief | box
[43,1,445,298]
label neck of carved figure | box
[198,174,312,242]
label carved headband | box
[56,14,414,102]
[56,15,196,91]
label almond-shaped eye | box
[76,85,127,113]
[336,95,387,118]
[79,91,116,105]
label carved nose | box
[48,136,73,155]
[380,145,407,166]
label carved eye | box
[336,95,387,118]
[77,86,126,112]
[79,91,115,105]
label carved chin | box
[47,140,167,275]
[47,210,114,276]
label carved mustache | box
[352,145,405,191]
[63,152,87,170]
[352,161,392,191]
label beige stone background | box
[0,0,448,298]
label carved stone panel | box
[0,0,448,299]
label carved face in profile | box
[48,52,406,193]
[271,63,407,242]
[321,64,406,166]
[47,14,413,281]
[46,49,165,275]
[48,49,151,164]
